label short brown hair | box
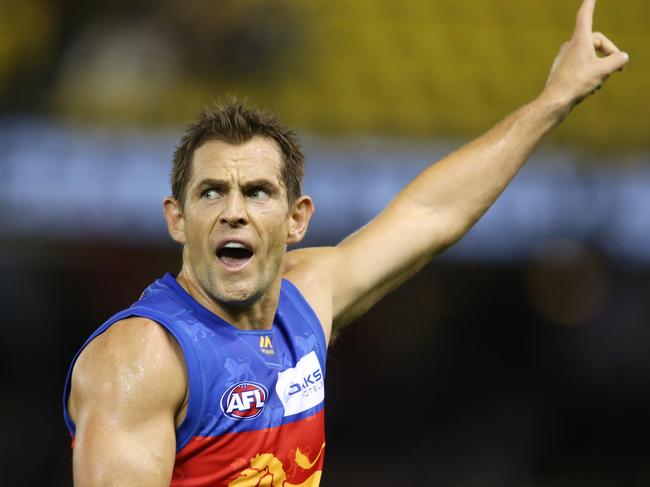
[171,100,304,208]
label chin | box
[214,281,263,308]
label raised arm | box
[68,317,187,486]
[285,0,628,339]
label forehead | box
[190,136,284,184]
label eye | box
[201,188,221,200]
[247,187,270,200]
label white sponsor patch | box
[276,351,324,417]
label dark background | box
[4,239,650,486]
[1,0,649,485]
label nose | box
[219,191,248,227]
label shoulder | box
[284,247,339,343]
[68,317,187,424]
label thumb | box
[600,51,630,74]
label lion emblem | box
[228,443,325,487]
[224,358,254,382]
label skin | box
[163,136,314,330]
[68,1,629,485]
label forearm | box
[395,0,628,253]
[327,1,628,329]
[397,92,570,249]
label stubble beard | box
[203,252,284,310]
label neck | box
[175,268,282,331]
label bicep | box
[332,198,441,329]
[73,404,177,486]
[69,318,186,486]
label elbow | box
[429,216,477,255]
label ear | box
[287,195,315,245]
[163,196,187,244]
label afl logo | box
[220,382,268,420]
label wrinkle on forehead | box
[191,136,284,184]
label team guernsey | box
[63,273,327,486]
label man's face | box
[176,136,293,306]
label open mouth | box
[216,242,254,269]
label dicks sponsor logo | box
[276,352,325,417]
[288,368,323,397]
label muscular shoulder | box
[284,247,338,343]
[68,317,187,426]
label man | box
[63,1,628,485]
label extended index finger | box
[574,0,596,38]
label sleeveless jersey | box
[63,273,327,486]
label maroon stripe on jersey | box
[172,410,325,486]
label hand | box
[543,0,629,110]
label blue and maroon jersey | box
[63,273,327,486]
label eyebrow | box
[196,178,228,189]
[195,178,281,191]
[242,178,282,191]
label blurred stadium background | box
[1,0,649,485]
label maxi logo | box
[276,351,325,417]
[259,335,275,356]
[220,381,268,420]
